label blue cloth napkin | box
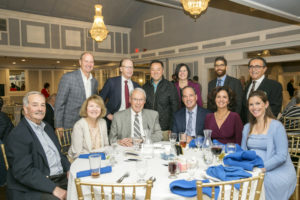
[76,166,112,178]
[206,165,252,189]
[169,179,219,200]
[223,150,264,171]
[188,137,204,148]
[78,152,106,160]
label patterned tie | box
[134,114,142,139]
[250,80,256,94]
[186,111,193,136]
[217,79,222,87]
[125,80,130,108]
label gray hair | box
[23,91,45,106]
[130,88,147,99]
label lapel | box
[142,110,150,132]
[224,75,230,86]
[257,77,267,90]
[182,108,187,131]
[195,106,203,134]
[116,76,122,104]
[124,109,132,138]
[77,70,87,98]
[82,119,93,152]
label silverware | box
[117,172,129,183]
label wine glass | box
[169,133,177,144]
[187,159,197,180]
[211,144,223,163]
[195,136,204,151]
[136,160,148,183]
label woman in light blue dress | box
[241,90,296,200]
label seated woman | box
[174,63,203,108]
[205,86,243,144]
[241,90,296,200]
[68,95,109,159]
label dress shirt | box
[25,118,63,176]
[130,109,145,139]
[246,75,265,99]
[185,105,197,137]
[80,69,92,99]
[216,75,227,87]
[152,79,161,93]
[119,76,134,111]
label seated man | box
[110,88,162,146]
[172,86,211,143]
[6,91,70,200]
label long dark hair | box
[247,90,275,133]
[208,86,236,112]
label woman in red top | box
[41,82,50,99]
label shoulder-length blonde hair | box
[79,95,107,119]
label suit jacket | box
[208,75,243,114]
[172,106,211,137]
[0,111,14,142]
[100,76,140,116]
[242,77,283,122]
[55,69,98,129]
[109,108,162,143]
[6,118,70,200]
[68,118,109,159]
[43,103,54,129]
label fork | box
[117,172,129,183]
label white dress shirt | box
[119,76,134,111]
[130,109,145,138]
[246,75,265,99]
[80,69,93,99]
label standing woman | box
[241,90,296,200]
[174,63,203,108]
[205,86,243,144]
[68,95,109,159]
[41,82,50,99]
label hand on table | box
[53,186,67,200]
[187,136,193,144]
[118,138,133,147]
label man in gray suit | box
[110,88,162,146]
[55,52,98,132]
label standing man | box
[287,79,296,99]
[143,60,179,140]
[100,58,140,123]
[208,57,243,114]
[242,56,283,122]
[6,91,70,200]
[43,93,56,129]
[55,52,98,131]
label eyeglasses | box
[248,65,264,70]
[122,66,134,69]
[214,64,225,67]
[132,98,144,103]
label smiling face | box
[79,53,94,75]
[23,94,46,124]
[120,59,134,79]
[182,87,198,111]
[150,62,164,83]
[215,90,229,110]
[178,65,189,81]
[86,100,101,120]
[248,59,267,81]
[130,90,146,113]
[248,96,269,119]
[214,60,227,77]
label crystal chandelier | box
[90,4,109,42]
[180,0,210,19]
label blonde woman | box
[68,95,109,159]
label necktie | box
[186,111,193,136]
[250,80,256,94]
[134,114,142,139]
[217,79,222,87]
[125,80,130,108]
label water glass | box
[203,148,213,165]
[187,159,197,180]
[227,143,236,154]
[89,154,101,178]
[169,133,177,144]
[132,137,141,151]
[168,159,178,179]
[136,160,147,183]
[195,136,204,150]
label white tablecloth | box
[67,145,265,200]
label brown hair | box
[79,95,107,119]
[207,86,236,112]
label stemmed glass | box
[136,160,148,183]
[211,144,223,164]
[187,159,197,180]
[195,136,204,151]
[169,133,177,144]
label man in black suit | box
[100,58,140,124]
[242,57,283,122]
[0,97,14,142]
[208,57,243,114]
[6,91,70,200]
[43,93,56,129]
[172,86,211,143]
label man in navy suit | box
[172,86,211,143]
[100,58,140,124]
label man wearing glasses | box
[242,56,282,122]
[208,56,243,114]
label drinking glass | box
[179,133,187,148]
[227,143,236,154]
[168,159,178,179]
[89,154,101,178]
[211,144,223,163]
[132,137,141,151]
[136,160,147,183]
[169,133,177,144]
[187,159,197,180]
[195,136,204,150]
[203,148,213,165]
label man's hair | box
[130,88,147,99]
[43,82,50,89]
[248,56,267,68]
[214,56,227,66]
[23,91,45,106]
[192,76,199,81]
[182,86,196,95]
[175,63,191,79]
[79,52,94,60]
[119,58,133,67]
[150,60,164,68]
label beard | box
[215,69,226,77]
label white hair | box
[130,88,146,99]
[23,91,45,106]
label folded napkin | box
[78,152,106,160]
[76,166,112,178]
[223,150,264,171]
[206,165,252,189]
[188,137,204,148]
[169,179,219,200]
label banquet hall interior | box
[0,0,300,199]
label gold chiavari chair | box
[75,179,153,200]
[196,173,265,200]
[55,128,72,155]
[1,143,9,170]
[283,117,300,132]
[288,135,300,200]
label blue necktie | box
[217,79,222,87]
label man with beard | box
[208,57,243,114]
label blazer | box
[242,77,282,122]
[55,69,98,129]
[43,103,54,129]
[174,80,203,108]
[6,118,70,200]
[172,106,211,137]
[208,75,243,114]
[100,76,140,116]
[109,108,162,143]
[68,118,109,159]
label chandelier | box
[90,4,109,42]
[180,0,210,19]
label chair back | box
[55,128,72,155]
[0,143,9,170]
[283,116,300,132]
[75,179,153,200]
[288,134,300,200]
[196,173,265,200]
